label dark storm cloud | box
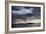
[12,6,40,16]
[12,6,35,15]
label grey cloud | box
[12,8,34,15]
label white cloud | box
[12,8,34,15]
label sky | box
[12,8,34,15]
[12,6,40,16]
